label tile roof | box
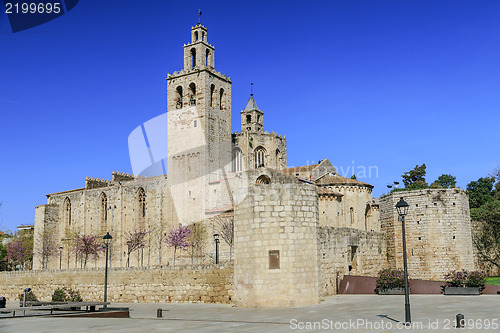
[316,174,373,188]
[281,164,319,174]
[244,96,259,111]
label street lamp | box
[59,246,63,269]
[213,233,220,264]
[103,232,112,309]
[395,197,411,325]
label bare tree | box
[215,215,234,261]
[190,222,207,265]
[36,225,60,269]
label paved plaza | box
[0,295,499,332]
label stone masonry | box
[0,264,233,304]
[233,184,320,308]
[380,189,475,280]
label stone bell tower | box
[166,24,232,224]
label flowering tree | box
[125,228,148,267]
[36,226,60,269]
[6,234,33,269]
[165,225,191,265]
[72,234,104,268]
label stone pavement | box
[0,295,499,332]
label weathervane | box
[250,82,254,96]
[198,9,202,24]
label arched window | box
[176,86,183,109]
[64,197,71,227]
[138,188,146,228]
[254,146,266,168]
[275,149,281,169]
[365,205,372,231]
[189,83,196,106]
[100,193,108,233]
[246,115,251,123]
[256,175,271,184]
[194,31,198,41]
[219,88,224,110]
[350,207,354,224]
[202,31,205,41]
[232,147,243,172]
[210,84,215,107]
[205,49,210,66]
[191,48,196,68]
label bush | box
[375,268,406,293]
[18,290,38,302]
[51,287,83,302]
[443,270,486,292]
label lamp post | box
[59,246,63,269]
[395,197,411,325]
[213,233,220,264]
[103,232,112,309]
[108,205,116,268]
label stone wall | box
[0,264,233,304]
[233,183,320,308]
[318,226,387,296]
[380,189,475,280]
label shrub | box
[443,270,486,292]
[375,268,406,293]
[51,287,83,302]
[18,290,38,302]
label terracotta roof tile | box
[316,174,373,188]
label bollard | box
[456,313,464,328]
[157,308,162,318]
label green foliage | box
[467,177,495,209]
[471,200,500,223]
[432,174,457,189]
[469,169,500,272]
[51,287,83,302]
[375,268,405,292]
[486,277,500,285]
[350,174,357,180]
[401,164,428,188]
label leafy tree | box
[401,164,428,189]
[0,242,9,271]
[36,225,60,269]
[72,234,104,268]
[125,228,148,267]
[350,174,357,180]
[469,169,500,272]
[467,177,495,209]
[165,225,191,266]
[431,174,457,189]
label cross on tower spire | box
[250,82,253,96]
[198,9,202,24]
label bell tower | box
[240,94,263,133]
[166,23,232,224]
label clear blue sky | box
[1,0,499,231]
